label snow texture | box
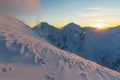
[33,22,120,72]
[0,15,120,80]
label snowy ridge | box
[0,14,47,42]
[33,22,120,72]
[61,22,81,31]
[32,22,63,47]
[0,15,120,80]
[60,22,84,53]
[81,26,120,71]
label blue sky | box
[18,0,120,28]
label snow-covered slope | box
[60,23,85,53]
[0,14,47,42]
[33,22,85,53]
[32,22,63,47]
[1,15,120,80]
[33,22,120,72]
[81,26,120,71]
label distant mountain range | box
[32,22,120,72]
[1,15,120,80]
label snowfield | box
[0,15,120,80]
[33,22,120,72]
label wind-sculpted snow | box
[0,15,120,80]
[33,22,120,72]
[0,14,47,42]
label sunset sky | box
[38,0,120,28]
[1,0,120,28]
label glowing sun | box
[93,23,107,29]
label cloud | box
[0,0,41,16]
[80,7,120,17]
[86,8,111,11]
[80,12,104,17]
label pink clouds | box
[0,0,40,16]
[12,0,40,13]
[80,8,120,18]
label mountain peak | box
[1,15,120,80]
[35,22,49,28]
[62,22,81,30]
[33,22,59,32]
[66,22,80,27]
[68,22,78,25]
[40,22,49,26]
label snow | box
[60,23,83,53]
[33,22,120,72]
[82,27,120,71]
[32,22,63,47]
[1,15,120,80]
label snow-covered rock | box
[60,23,85,53]
[32,22,62,47]
[33,22,120,72]
[81,26,120,71]
[1,15,120,80]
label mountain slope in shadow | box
[33,22,120,72]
